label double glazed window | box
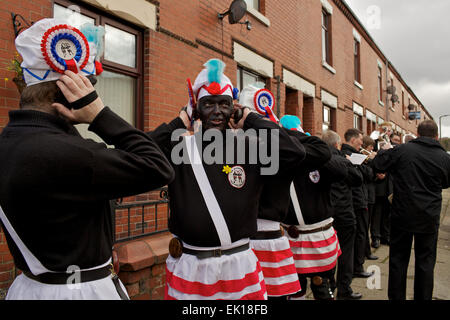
[378,66,383,102]
[323,106,331,131]
[236,67,266,92]
[244,0,260,12]
[53,1,142,142]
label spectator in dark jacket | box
[323,130,364,300]
[372,120,450,300]
[341,129,375,278]
[362,136,378,261]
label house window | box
[353,113,362,131]
[322,10,332,66]
[53,1,143,142]
[236,67,266,92]
[245,0,260,11]
[354,39,361,83]
[323,105,332,131]
[378,66,383,102]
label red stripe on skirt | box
[165,263,264,297]
[252,248,294,263]
[295,248,342,274]
[265,280,301,297]
[289,233,338,249]
[293,246,340,261]
[261,264,298,278]
[165,279,267,300]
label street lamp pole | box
[439,114,450,140]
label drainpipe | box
[275,75,281,119]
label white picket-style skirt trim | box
[287,225,341,274]
[6,272,128,300]
[251,236,301,297]
[165,245,267,300]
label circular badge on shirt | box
[228,166,246,189]
[309,170,321,184]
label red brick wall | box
[0,0,427,298]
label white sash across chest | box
[184,135,232,246]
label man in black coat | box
[341,129,375,278]
[324,130,364,300]
[372,120,450,300]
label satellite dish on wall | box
[408,104,416,111]
[218,0,247,24]
[386,85,396,95]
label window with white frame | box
[378,66,383,102]
[354,40,360,83]
[323,105,331,131]
[322,9,332,66]
[244,0,260,11]
[236,67,266,92]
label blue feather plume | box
[80,23,105,59]
[280,115,302,130]
[204,59,225,84]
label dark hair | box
[418,120,438,138]
[362,136,375,148]
[390,132,401,139]
[20,80,60,109]
[344,128,363,142]
[20,75,97,109]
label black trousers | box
[372,196,391,242]
[296,268,336,300]
[334,224,356,295]
[388,224,439,300]
[366,203,375,256]
[354,208,369,272]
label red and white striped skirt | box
[251,236,301,297]
[287,219,341,274]
[165,240,267,300]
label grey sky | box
[344,0,450,137]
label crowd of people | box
[1,18,449,301]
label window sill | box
[322,61,336,74]
[354,81,363,90]
[390,106,395,112]
[402,115,406,120]
[247,8,270,27]
[378,100,385,107]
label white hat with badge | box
[15,18,104,87]
[238,85,278,123]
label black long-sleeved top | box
[0,108,174,272]
[329,147,363,227]
[372,137,450,233]
[283,135,343,226]
[148,113,306,246]
[341,143,374,210]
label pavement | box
[305,188,450,300]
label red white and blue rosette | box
[40,24,90,74]
[254,88,278,123]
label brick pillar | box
[115,232,172,300]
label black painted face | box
[197,95,233,131]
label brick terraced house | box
[0,0,432,299]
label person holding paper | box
[323,130,364,299]
[341,129,375,278]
